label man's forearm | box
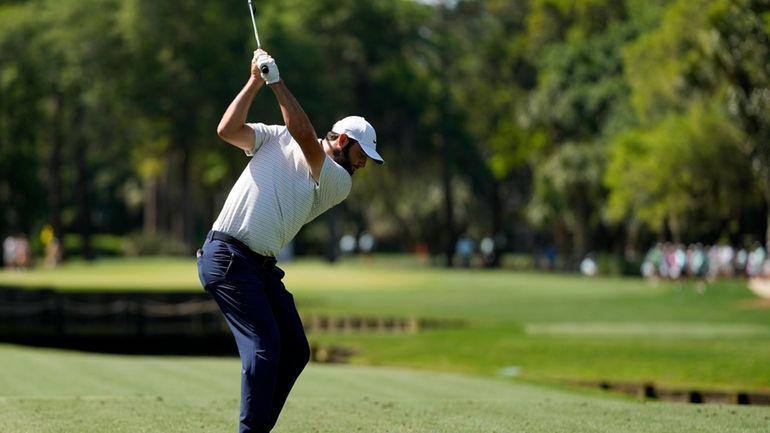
[217,76,263,137]
[269,81,325,178]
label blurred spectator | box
[414,242,429,258]
[641,240,770,281]
[707,246,720,280]
[339,235,357,255]
[455,234,474,268]
[641,259,656,279]
[686,243,708,278]
[735,247,749,276]
[3,235,31,270]
[358,232,375,262]
[545,245,557,270]
[45,237,62,268]
[641,243,663,279]
[719,244,735,277]
[40,225,62,268]
[16,237,30,269]
[359,232,375,255]
[659,243,671,279]
[580,253,598,277]
[669,244,687,279]
[747,242,766,277]
[3,236,16,269]
[479,236,496,267]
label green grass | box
[1,344,768,433]
[0,258,200,291]
[2,256,770,391]
[287,258,770,391]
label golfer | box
[196,49,383,433]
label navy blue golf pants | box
[197,232,310,433]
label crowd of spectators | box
[2,227,61,270]
[641,242,768,280]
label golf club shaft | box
[247,0,261,48]
[246,0,269,74]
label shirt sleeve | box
[244,123,284,156]
[315,156,352,208]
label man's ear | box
[336,133,353,149]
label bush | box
[62,234,125,257]
[122,232,190,256]
[597,253,642,276]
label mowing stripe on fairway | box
[0,344,768,433]
[525,322,770,338]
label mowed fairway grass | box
[1,256,770,432]
[1,345,769,433]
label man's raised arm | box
[216,52,266,153]
[256,52,325,182]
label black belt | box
[208,230,277,269]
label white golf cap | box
[332,116,384,164]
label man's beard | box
[333,144,354,175]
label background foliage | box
[1,0,769,265]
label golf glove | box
[256,53,280,85]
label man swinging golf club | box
[196,48,383,433]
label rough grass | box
[1,344,768,433]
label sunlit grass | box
[0,344,768,433]
[0,258,199,291]
[2,256,769,389]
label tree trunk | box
[439,4,456,268]
[487,181,503,268]
[573,216,588,264]
[169,150,184,243]
[552,218,568,270]
[326,207,340,263]
[765,204,770,252]
[72,100,93,260]
[143,173,158,236]
[441,137,456,267]
[667,213,682,245]
[762,177,770,251]
[170,126,192,249]
[159,154,172,237]
[180,143,191,246]
[49,90,66,257]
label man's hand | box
[252,49,280,85]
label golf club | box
[246,0,270,74]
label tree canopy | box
[1,0,768,266]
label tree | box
[528,142,605,262]
[448,0,541,266]
[1,0,134,258]
[706,0,770,246]
[118,0,254,247]
[41,0,138,259]
[303,0,469,262]
[523,0,659,260]
[0,4,46,238]
[605,102,756,243]
[620,0,768,244]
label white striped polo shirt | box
[211,123,352,257]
